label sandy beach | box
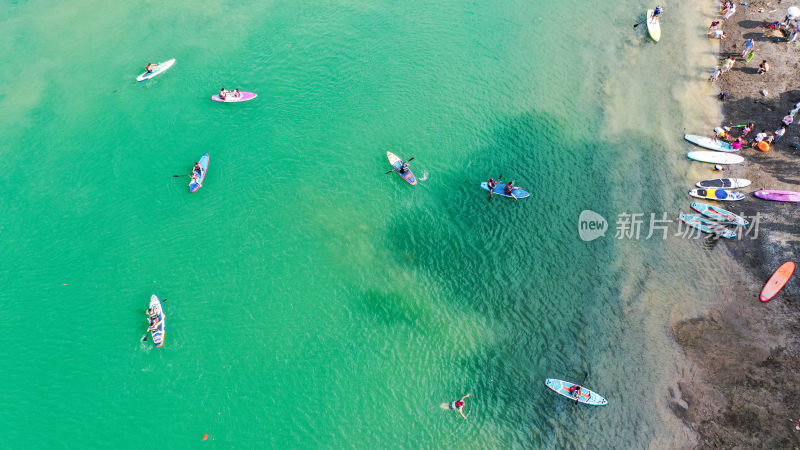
[668,2,800,447]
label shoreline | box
[667,2,800,447]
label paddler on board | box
[145,63,158,74]
[568,384,582,400]
[651,5,663,23]
[146,307,160,331]
[219,88,229,100]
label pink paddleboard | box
[753,190,800,202]
[211,91,257,103]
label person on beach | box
[709,29,726,39]
[487,178,497,190]
[720,57,735,72]
[449,393,470,419]
[219,88,228,100]
[741,123,754,137]
[731,137,744,150]
[145,63,158,73]
[651,5,663,22]
[709,68,721,82]
[709,20,720,30]
[758,60,769,74]
[713,126,728,142]
[722,2,735,20]
[713,164,725,172]
[782,114,794,126]
[741,39,754,57]
[753,130,767,148]
[774,125,786,142]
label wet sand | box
[668,2,800,447]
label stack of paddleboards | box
[680,178,751,239]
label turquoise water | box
[1,0,725,447]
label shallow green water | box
[0,0,726,447]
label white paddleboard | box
[684,134,737,152]
[137,59,176,82]
[646,10,661,42]
[686,151,744,165]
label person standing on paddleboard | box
[449,393,470,419]
[651,5,663,23]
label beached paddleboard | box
[545,379,607,406]
[149,295,165,348]
[480,182,531,199]
[696,178,751,189]
[691,202,749,226]
[684,134,736,152]
[688,188,745,201]
[211,91,257,102]
[190,153,209,193]
[754,190,800,202]
[136,59,176,82]
[679,213,736,238]
[386,151,417,185]
[686,151,744,165]
[760,262,795,302]
[646,10,661,42]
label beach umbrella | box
[788,6,800,18]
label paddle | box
[633,20,646,28]
[141,298,167,343]
[574,371,589,405]
[385,157,414,174]
[488,174,503,202]
[173,174,191,178]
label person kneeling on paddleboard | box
[146,63,158,74]
[147,314,160,332]
[568,385,582,399]
[449,393,470,419]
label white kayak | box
[684,134,737,152]
[687,151,744,165]
[136,59,176,82]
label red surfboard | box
[760,262,795,302]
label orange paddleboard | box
[760,262,795,302]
